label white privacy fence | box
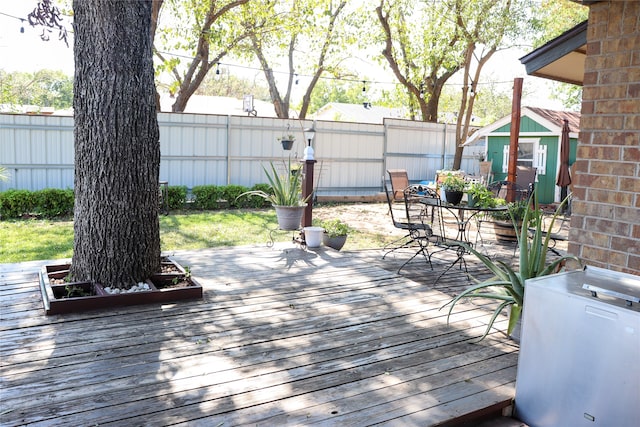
[0,112,481,196]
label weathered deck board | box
[0,244,518,426]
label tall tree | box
[241,0,351,118]
[194,69,271,100]
[450,0,524,170]
[375,0,465,122]
[533,0,588,110]
[0,70,73,109]
[71,0,161,288]
[152,0,252,112]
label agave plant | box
[442,191,581,341]
[0,166,9,182]
[237,158,310,207]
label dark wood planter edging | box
[38,258,203,315]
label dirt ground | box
[310,201,569,253]
[312,202,399,237]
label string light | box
[0,9,521,93]
[154,50,516,93]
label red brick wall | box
[568,1,640,275]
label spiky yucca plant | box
[238,158,310,206]
[0,166,9,182]
[442,191,581,341]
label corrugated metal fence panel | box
[384,119,457,184]
[158,112,229,188]
[0,112,480,195]
[0,114,75,191]
[228,116,315,187]
[313,121,385,195]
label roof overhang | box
[519,20,587,86]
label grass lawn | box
[1,208,393,263]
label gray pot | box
[322,234,347,251]
[274,205,306,230]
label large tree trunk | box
[71,0,161,289]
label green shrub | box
[167,186,188,210]
[192,185,224,210]
[248,184,273,208]
[0,189,36,218]
[223,185,250,208]
[34,188,74,218]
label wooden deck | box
[0,244,521,426]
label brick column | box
[569,1,640,275]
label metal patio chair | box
[387,169,410,203]
[382,181,433,271]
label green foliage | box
[306,79,373,115]
[237,159,310,207]
[195,72,270,101]
[248,184,272,208]
[466,183,497,208]
[531,0,588,48]
[192,185,224,210]
[0,190,36,219]
[0,188,74,219]
[550,83,583,111]
[167,186,188,210]
[33,188,74,217]
[154,0,258,112]
[440,174,466,192]
[491,199,528,222]
[0,166,9,182]
[442,192,581,341]
[223,185,251,208]
[320,218,350,237]
[0,69,73,109]
[235,0,353,118]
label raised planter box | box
[39,258,203,315]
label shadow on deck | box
[0,243,523,426]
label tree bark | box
[72,0,161,289]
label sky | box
[0,0,74,75]
[0,0,564,111]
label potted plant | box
[237,158,310,230]
[440,173,466,205]
[491,199,527,242]
[320,218,350,250]
[442,193,581,341]
[278,134,296,150]
[466,183,496,208]
[0,166,9,182]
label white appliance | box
[515,266,640,427]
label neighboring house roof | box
[313,102,407,124]
[159,94,278,117]
[462,106,580,146]
[519,20,587,86]
[0,105,70,115]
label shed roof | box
[462,106,580,146]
